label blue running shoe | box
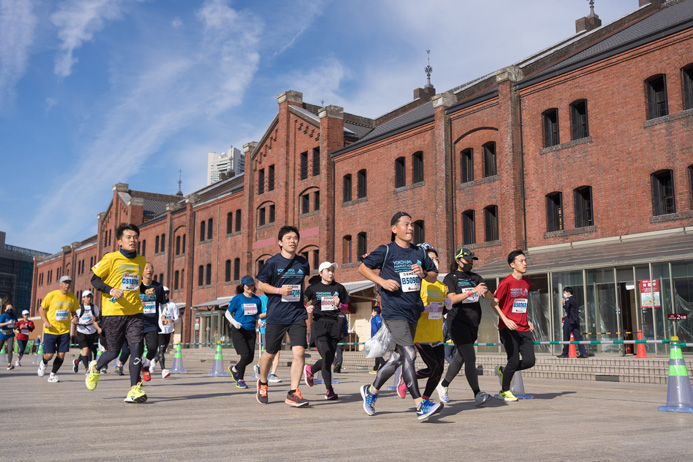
[416,399,443,421]
[236,380,248,389]
[360,384,378,416]
[228,365,238,383]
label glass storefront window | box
[527,274,550,354]
[586,268,619,354]
[551,271,585,356]
[671,261,693,352]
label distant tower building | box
[207,146,244,185]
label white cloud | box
[171,18,182,28]
[45,97,57,111]
[22,0,264,249]
[50,0,132,78]
[0,0,37,111]
[284,57,350,108]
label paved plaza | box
[2,351,692,461]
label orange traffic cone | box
[658,336,693,413]
[635,330,649,359]
[568,333,578,358]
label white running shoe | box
[253,364,260,377]
[48,373,60,383]
[268,373,282,383]
[37,361,46,377]
[437,383,450,403]
[15,360,21,367]
[162,369,171,379]
[149,361,156,374]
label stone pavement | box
[2,351,692,462]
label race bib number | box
[80,313,93,324]
[243,303,258,316]
[143,301,156,314]
[424,302,444,320]
[121,274,140,291]
[512,298,528,313]
[55,309,69,321]
[399,271,421,293]
[461,287,479,303]
[21,329,29,335]
[281,285,301,302]
[321,297,337,311]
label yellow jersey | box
[92,251,147,316]
[41,290,79,335]
[414,279,447,344]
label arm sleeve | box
[91,273,113,294]
[171,304,180,322]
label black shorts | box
[43,333,70,354]
[311,316,345,343]
[383,319,417,347]
[264,320,307,354]
[448,318,479,345]
[100,314,144,353]
[76,331,99,349]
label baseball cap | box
[82,290,93,297]
[241,275,255,285]
[59,275,72,283]
[22,310,29,315]
[318,262,338,273]
[455,247,478,261]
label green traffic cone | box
[208,342,229,376]
[170,342,187,373]
[658,336,693,413]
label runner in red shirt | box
[492,249,535,401]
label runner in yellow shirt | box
[38,275,79,383]
[85,223,154,403]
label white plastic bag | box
[364,325,394,358]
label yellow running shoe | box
[124,382,148,403]
[85,360,100,391]
[498,390,518,401]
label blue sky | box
[0,0,637,253]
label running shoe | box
[73,359,79,373]
[124,383,147,403]
[253,364,260,377]
[7,364,14,370]
[285,389,309,407]
[304,365,314,388]
[475,391,492,406]
[115,365,124,376]
[149,361,156,373]
[37,361,46,377]
[256,379,269,404]
[360,384,378,416]
[495,365,504,387]
[333,362,342,373]
[142,367,151,382]
[101,367,108,374]
[85,360,100,391]
[369,370,378,375]
[15,360,21,367]
[416,399,443,421]
[268,373,282,383]
[236,380,248,389]
[498,390,518,402]
[228,365,238,383]
[437,383,450,403]
[325,389,339,400]
[47,373,60,383]
[396,373,407,399]
[161,369,171,379]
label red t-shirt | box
[15,319,35,341]
[494,274,531,331]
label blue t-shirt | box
[0,313,17,339]
[227,294,262,331]
[255,253,310,325]
[371,314,383,337]
[140,281,165,333]
[362,242,438,323]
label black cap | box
[455,247,478,261]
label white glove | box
[443,298,453,309]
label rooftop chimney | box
[576,0,602,33]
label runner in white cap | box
[72,290,101,373]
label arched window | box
[357,169,367,198]
[645,74,668,119]
[483,142,496,177]
[570,99,589,139]
[412,151,424,184]
[546,192,563,232]
[651,170,675,215]
[460,149,473,183]
[200,221,206,242]
[462,210,475,245]
[683,64,693,110]
[542,109,559,147]
[395,157,406,188]
[233,258,240,281]
[574,186,593,228]
[357,232,368,259]
[226,212,233,234]
[343,174,352,203]
[484,205,499,242]
[207,219,213,240]
[343,235,352,264]
[413,220,425,245]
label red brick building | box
[32,0,693,353]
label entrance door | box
[618,283,637,355]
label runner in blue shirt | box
[226,275,262,389]
[358,211,443,421]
